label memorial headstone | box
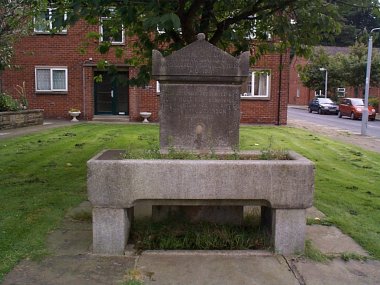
[152,33,249,152]
[152,33,249,223]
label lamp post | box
[362,28,380,136]
[319,67,328,98]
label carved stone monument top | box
[152,33,249,83]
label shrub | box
[15,82,29,110]
[0,92,22,112]
[369,97,379,112]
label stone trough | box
[88,33,315,256]
[88,149,314,255]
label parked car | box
[308,98,339,115]
[338,98,377,121]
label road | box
[288,107,380,139]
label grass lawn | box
[0,123,379,281]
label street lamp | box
[319,67,328,98]
[362,27,380,136]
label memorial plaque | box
[152,33,249,152]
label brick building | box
[0,17,289,124]
[289,46,380,112]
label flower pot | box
[140,112,152,123]
[69,111,81,122]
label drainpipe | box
[82,63,86,120]
[277,53,283,125]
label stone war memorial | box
[87,34,315,255]
[153,33,245,152]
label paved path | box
[2,202,380,285]
[0,120,75,139]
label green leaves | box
[50,0,344,86]
[0,0,42,71]
[97,42,111,54]
[298,42,380,98]
[0,92,23,112]
[340,43,380,89]
[143,13,181,33]
[96,59,108,70]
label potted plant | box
[68,108,81,122]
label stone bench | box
[87,150,314,255]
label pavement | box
[2,202,380,285]
[0,119,75,140]
[1,116,380,284]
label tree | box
[322,0,380,47]
[0,0,42,72]
[339,42,380,97]
[298,47,345,98]
[298,42,380,99]
[54,0,341,85]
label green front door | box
[94,71,129,115]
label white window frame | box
[34,8,67,34]
[99,17,125,45]
[35,67,68,92]
[241,70,271,98]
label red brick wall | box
[128,68,160,122]
[1,20,289,124]
[288,56,314,105]
[0,20,133,120]
[240,51,290,125]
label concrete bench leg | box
[92,207,133,255]
[272,209,306,255]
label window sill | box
[35,91,68,95]
[240,96,270,101]
[100,41,125,46]
[34,31,67,35]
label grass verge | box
[303,240,332,263]
[340,252,369,262]
[0,123,379,281]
